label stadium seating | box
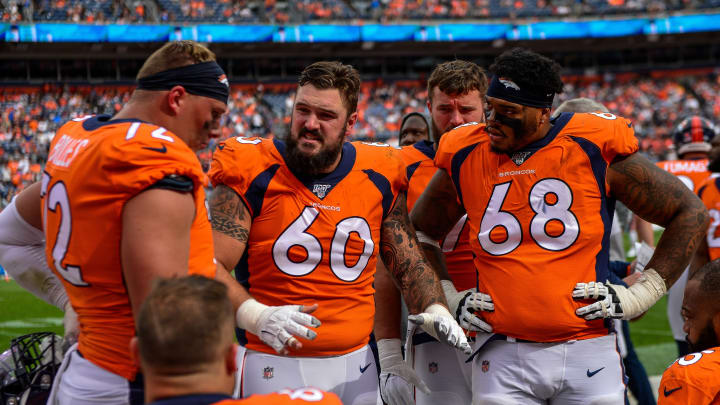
[1,71,718,206]
[3,0,720,23]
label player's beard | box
[285,126,346,176]
[687,321,718,353]
[430,118,448,144]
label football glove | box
[236,299,321,355]
[441,280,493,333]
[573,269,666,321]
[378,338,430,405]
[408,304,472,355]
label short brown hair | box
[136,275,234,371]
[298,61,361,115]
[137,40,217,80]
[427,60,488,103]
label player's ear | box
[711,311,720,338]
[345,111,358,136]
[226,343,238,376]
[166,85,187,115]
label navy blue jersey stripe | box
[412,140,436,160]
[244,164,280,218]
[450,143,480,207]
[362,169,394,219]
[570,136,614,287]
[406,161,422,182]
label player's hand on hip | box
[408,304,472,354]
[235,299,321,355]
[441,280,493,333]
[377,338,429,405]
[572,269,666,321]
[61,303,79,354]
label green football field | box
[0,278,680,376]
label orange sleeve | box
[568,112,639,164]
[218,390,342,404]
[434,122,486,176]
[658,377,714,405]
[353,142,408,205]
[208,136,272,216]
[103,124,207,197]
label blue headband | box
[486,76,554,108]
[137,61,229,104]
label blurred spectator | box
[5,0,720,23]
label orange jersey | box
[435,112,639,342]
[209,137,407,356]
[658,347,720,404]
[698,174,720,261]
[401,140,475,290]
[656,158,709,193]
[150,389,342,405]
[41,115,216,380]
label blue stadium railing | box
[1,13,719,43]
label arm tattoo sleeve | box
[608,153,709,285]
[381,192,447,313]
[209,184,250,244]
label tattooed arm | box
[209,184,252,274]
[380,191,446,314]
[208,184,253,308]
[209,183,319,353]
[409,168,466,282]
[608,153,709,286]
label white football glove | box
[408,304,472,354]
[441,280,493,333]
[61,303,79,354]
[236,299,320,354]
[573,269,667,321]
[378,338,430,405]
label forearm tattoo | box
[609,153,709,284]
[209,184,250,243]
[381,192,446,313]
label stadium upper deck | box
[2,0,720,24]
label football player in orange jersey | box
[658,259,720,404]
[411,47,708,403]
[398,112,430,147]
[691,126,720,275]
[658,116,716,357]
[0,41,316,405]
[208,61,470,405]
[374,60,490,405]
[134,275,342,405]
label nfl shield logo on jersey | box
[428,362,438,374]
[263,366,274,379]
[312,183,332,198]
[481,360,490,373]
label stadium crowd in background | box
[3,0,720,23]
[1,70,719,207]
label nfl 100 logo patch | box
[481,360,490,373]
[428,362,438,374]
[263,366,274,379]
[312,183,332,198]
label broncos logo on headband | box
[218,74,229,87]
[499,78,521,91]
